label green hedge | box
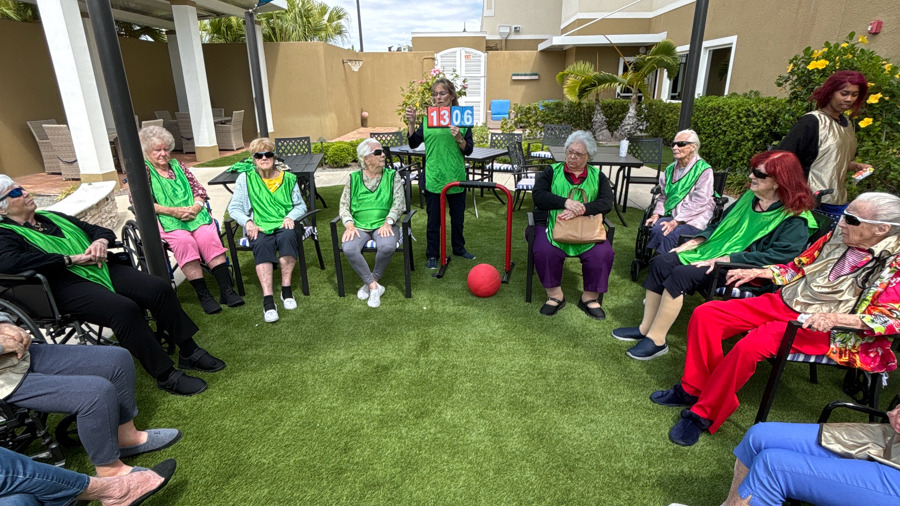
[509,96,800,194]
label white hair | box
[138,125,175,155]
[0,175,16,212]
[853,192,900,234]
[675,129,701,152]
[356,138,382,165]
[564,130,598,158]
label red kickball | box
[467,263,501,298]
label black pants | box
[424,190,466,258]
[54,262,199,378]
[643,251,714,298]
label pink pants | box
[159,222,227,267]
[682,292,830,433]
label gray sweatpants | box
[342,226,399,285]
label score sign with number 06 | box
[426,106,475,128]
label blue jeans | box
[0,446,88,506]
[734,422,900,505]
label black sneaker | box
[219,286,245,307]
[453,250,476,260]
[157,370,207,396]
[178,348,226,373]
[197,291,222,314]
[626,337,669,361]
[426,257,438,269]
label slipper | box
[120,429,183,458]
[539,297,566,316]
[128,458,177,506]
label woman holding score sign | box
[406,78,475,270]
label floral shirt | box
[770,232,900,372]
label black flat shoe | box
[539,297,566,316]
[577,298,606,320]
[178,348,226,373]
[157,370,207,396]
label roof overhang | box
[538,32,667,51]
[18,0,285,30]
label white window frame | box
[616,56,658,100]
[660,35,737,102]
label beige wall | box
[485,52,567,106]
[483,0,562,37]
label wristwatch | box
[386,218,395,226]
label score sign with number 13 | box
[426,106,475,128]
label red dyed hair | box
[810,70,868,115]
[749,151,814,214]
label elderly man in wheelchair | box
[0,175,225,396]
[0,309,181,479]
[652,192,900,447]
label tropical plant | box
[776,32,900,196]
[200,0,350,44]
[396,68,468,127]
[115,22,166,42]
[556,39,680,141]
[0,0,37,22]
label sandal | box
[539,297,566,316]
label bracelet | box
[64,255,71,266]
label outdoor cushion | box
[490,100,511,121]
[239,226,316,247]
[531,151,552,159]
[517,178,535,191]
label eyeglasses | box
[842,212,900,227]
[370,149,384,156]
[671,141,694,148]
[431,91,449,98]
[0,187,25,201]
[253,151,275,159]
[565,149,587,158]
[749,168,769,179]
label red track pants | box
[681,292,830,433]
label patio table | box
[207,152,324,204]
[549,146,642,226]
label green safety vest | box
[662,158,712,216]
[546,163,601,256]
[350,169,395,230]
[0,211,114,291]
[423,122,468,194]
[246,170,298,234]
[147,160,212,232]
[677,191,816,264]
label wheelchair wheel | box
[0,299,45,342]
[630,258,642,282]
[54,414,79,448]
[120,220,148,272]
[634,224,651,260]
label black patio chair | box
[528,124,572,160]
[275,136,326,209]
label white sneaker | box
[357,284,370,300]
[263,308,279,323]
[281,294,297,310]
[367,283,385,308]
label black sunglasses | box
[842,212,899,227]
[371,149,384,156]
[749,168,769,179]
[0,187,24,201]
[253,151,275,159]
[671,141,694,148]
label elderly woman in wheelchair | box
[226,137,307,323]
[0,310,181,478]
[337,139,405,308]
[139,125,243,314]
[643,129,715,254]
[0,175,225,396]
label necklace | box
[30,220,46,232]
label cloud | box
[330,0,482,52]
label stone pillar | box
[170,0,219,161]
[37,0,118,184]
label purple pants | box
[532,225,614,292]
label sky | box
[328,0,483,52]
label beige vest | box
[806,110,857,205]
[781,228,900,314]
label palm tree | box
[201,0,350,44]
[0,0,38,23]
[557,39,680,140]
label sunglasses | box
[370,149,384,156]
[0,187,25,201]
[253,151,275,159]
[672,141,694,148]
[749,168,769,179]
[842,212,900,227]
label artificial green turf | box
[57,185,899,505]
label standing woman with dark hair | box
[405,77,475,269]
[778,70,873,215]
